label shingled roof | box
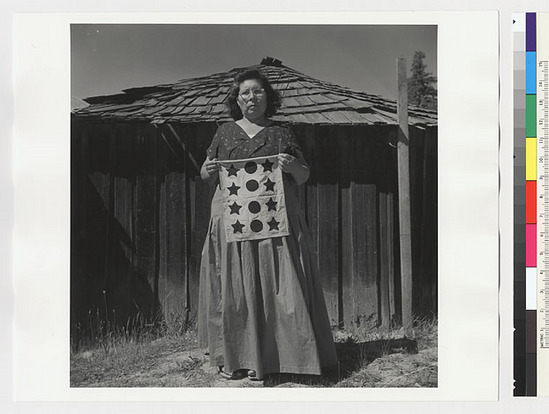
[73,57,437,127]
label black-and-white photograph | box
[70,24,437,388]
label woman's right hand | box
[201,157,219,180]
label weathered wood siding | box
[409,127,438,316]
[71,119,437,340]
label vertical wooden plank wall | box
[159,169,187,324]
[299,126,380,329]
[409,128,424,315]
[420,128,438,314]
[72,119,436,337]
[112,123,133,321]
[134,123,159,320]
[352,131,379,328]
[108,123,159,325]
[379,192,396,328]
[86,123,111,316]
[387,193,395,321]
[158,124,189,327]
[339,129,354,328]
[304,127,340,327]
[79,123,90,271]
[340,128,379,328]
[154,122,216,326]
[409,127,438,316]
[187,124,216,322]
[104,124,116,321]
[379,193,390,328]
[70,120,85,335]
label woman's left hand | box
[277,153,298,174]
[277,150,310,185]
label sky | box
[71,24,436,102]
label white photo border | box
[13,11,499,401]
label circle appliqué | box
[244,161,258,174]
[246,179,259,192]
[250,220,263,232]
[248,201,261,214]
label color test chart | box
[515,12,549,397]
[536,13,549,396]
[513,12,529,396]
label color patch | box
[527,13,537,51]
[527,352,538,396]
[527,95,538,137]
[527,180,537,223]
[526,137,537,180]
[527,52,537,94]
[526,267,537,310]
[528,310,538,353]
[527,223,537,267]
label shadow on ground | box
[262,337,418,387]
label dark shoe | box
[247,369,261,381]
[218,366,247,380]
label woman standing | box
[198,68,338,381]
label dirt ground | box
[70,322,437,388]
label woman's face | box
[237,79,268,121]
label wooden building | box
[71,58,437,340]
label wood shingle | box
[73,58,437,127]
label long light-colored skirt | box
[197,185,338,379]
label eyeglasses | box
[239,88,265,99]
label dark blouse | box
[206,122,301,161]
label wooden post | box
[396,58,413,336]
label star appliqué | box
[227,182,240,196]
[229,201,242,215]
[226,164,239,177]
[266,198,277,212]
[232,220,245,234]
[262,158,274,172]
[267,217,280,231]
[264,178,275,192]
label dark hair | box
[226,69,281,120]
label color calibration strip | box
[513,12,527,396]
[526,12,537,397]
[537,13,549,397]
[513,13,527,396]
[514,12,540,397]
[516,12,549,397]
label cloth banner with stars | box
[217,155,290,242]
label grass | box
[70,314,437,388]
[335,315,438,387]
[70,329,214,387]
